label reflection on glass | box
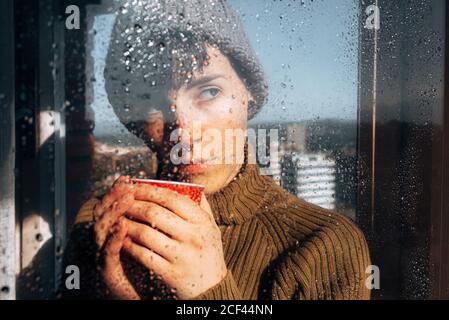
[85,0,359,218]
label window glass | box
[10,0,446,301]
[84,0,359,218]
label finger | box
[94,176,133,220]
[95,179,131,221]
[133,184,206,222]
[94,202,104,221]
[113,175,131,187]
[126,200,191,240]
[199,194,214,220]
[95,193,134,248]
[103,219,140,300]
[104,218,127,259]
[123,238,171,280]
[125,218,179,262]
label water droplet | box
[35,233,43,242]
[134,24,143,33]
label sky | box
[89,0,360,137]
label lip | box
[178,157,219,174]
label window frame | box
[357,0,449,299]
[2,0,449,300]
[0,0,16,301]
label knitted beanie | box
[104,0,268,129]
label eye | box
[198,87,221,101]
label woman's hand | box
[93,176,140,300]
[122,184,227,299]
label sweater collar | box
[205,146,272,225]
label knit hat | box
[104,0,268,131]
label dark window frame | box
[0,0,16,300]
[430,0,449,299]
[357,0,449,299]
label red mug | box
[130,179,205,205]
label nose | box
[171,102,203,164]
[171,102,196,145]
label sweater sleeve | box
[271,214,372,300]
[192,270,243,300]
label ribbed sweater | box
[63,162,371,300]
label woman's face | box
[143,45,252,194]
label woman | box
[63,0,371,300]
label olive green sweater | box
[63,163,371,300]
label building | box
[281,153,336,210]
